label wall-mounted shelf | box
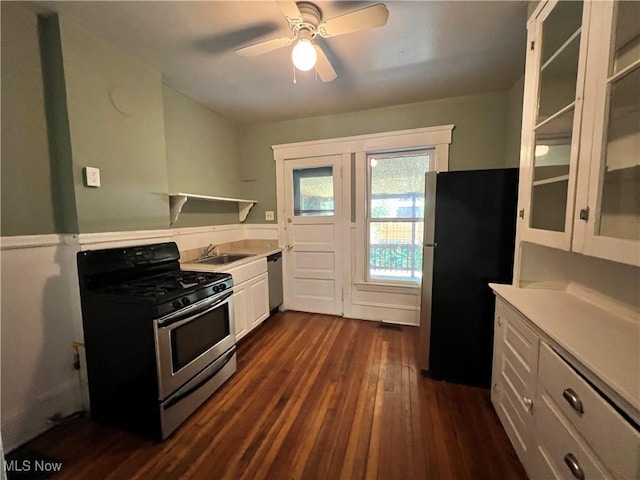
[169,193,258,224]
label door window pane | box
[293,166,334,216]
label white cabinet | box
[491,294,640,479]
[572,1,640,266]
[248,273,269,330]
[233,282,250,340]
[517,0,590,251]
[226,258,270,341]
[492,299,540,476]
[517,0,640,267]
[534,344,639,480]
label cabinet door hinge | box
[530,40,535,51]
[579,207,589,221]
[519,208,525,219]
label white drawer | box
[536,393,612,480]
[539,343,640,479]
[224,258,267,286]
[501,301,539,374]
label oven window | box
[171,305,230,371]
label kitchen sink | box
[196,253,254,265]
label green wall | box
[58,16,170,233]
[239,90,512,223]
[0,5,523,235]
[1,3,57,236]
[163,86,243,228]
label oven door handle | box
[157,291,232,328]
[162,346,236,409]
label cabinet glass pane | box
[537,2,582,123]
[540,1,583,65]
[292,166,334,216]
[538,35,580,122]
[598,51,640,240]
[611,1,640,74]
[530,108,575,232]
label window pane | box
[369,221,423,281]
[370,154,429,219]
[293,166,334,216]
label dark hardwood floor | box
[24,311,526,479]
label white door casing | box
[282,155,343,315]
[273,125,453,321]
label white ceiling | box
[31,1,528,125]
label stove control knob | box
[219,284,226,291]
[181,297,191,307]
[173,300,182,310]
[212,285,220,293]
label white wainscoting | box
[0,224,278,452]
[0,235,83,451]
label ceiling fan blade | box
[235,37,292,57]
[276,0,303,25]
[318,3,389,38]
[315,45,337,82]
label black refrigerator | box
[418,168,518,388]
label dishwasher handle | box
[267,252,282,262]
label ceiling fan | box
[235,1,389,82]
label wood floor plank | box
[22,311,527,480]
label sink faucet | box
[201,244,219,259]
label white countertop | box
[490,283,640,424]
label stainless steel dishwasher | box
[267,252,283,312]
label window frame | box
[365,149,433,285]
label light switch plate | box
[265,211,275,221]
[84,166,101,187]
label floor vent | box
[377,322,402,331]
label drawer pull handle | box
[562,388,584,414]
[563,453,585,480]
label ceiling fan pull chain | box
[293,63,297,84]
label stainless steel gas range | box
[77,242,236,439]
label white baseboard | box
[347,302,420,325]
[1,380,81,453]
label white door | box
[283,155,342,315]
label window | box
[292,166,334,216]
[367,151,431,282]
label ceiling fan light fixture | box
[291,38,317,71]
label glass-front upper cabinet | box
[518,0,590,250]
[573,0,640,266]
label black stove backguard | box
[77,241,181,291]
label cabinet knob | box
[562,388,584,414]
[522,397,533,411]
[563,453,585,480]
[286,244,293,251]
